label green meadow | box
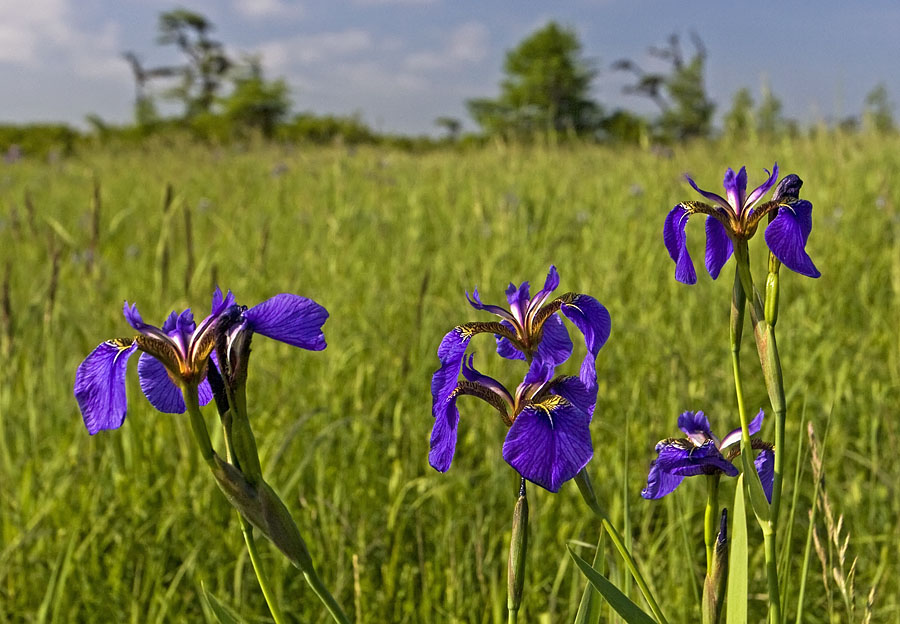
[0,133,897,622]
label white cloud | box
[257,29,373,73]
[404,22,488,71]
[233,0,304,20]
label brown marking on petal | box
[452,380,512,426]
[189,328,218,370]
[134,334,183,374]
[457,321,521,347]
[724,439,774,461]
[531,292,577,334]
[109,337,135,350]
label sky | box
[2,0,899,135]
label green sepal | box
[740,450,771,525]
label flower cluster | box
[74,288,328,435]
[430,266,611,492]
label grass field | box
[0,133,898,623]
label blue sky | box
[2,0,898,134]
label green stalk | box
[301,568,351,624]
[575,471,669,624]
[241,519,287,624]
[183,384,215,468]
[704,476,720,577]
[507,478,528,624]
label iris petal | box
[721,409,765,450]
[704,216,733,280]
[466,288,516,322]
[724,167,747,212]
[529,265,560,311]
[764,200,821,278]
[664,205,697,284]
[74,341,138,435]
[641,460,685,499]
[461,354,513,406]
[243,294,329,350]
[495,320,526,361]
[551,376,595,419]
[534,314,573,368]
[686,175,730,211]
[755,448,775,503]
[138,353,186,413]
[429,391,461,472]
[656,441,739,478]
[502,400,593,492]
[745,164,779,208]
[560,294,611,398]
[431,327,473,415]
[677,410,713,444]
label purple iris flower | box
[74,288,328,435]
[641,410,774,501]
[664,164,820,283]
[430,266,610,492]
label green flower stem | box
[301,567,351,624]
[575,471,669,624]
[507,478,528,624]
[182,384,216,468]
[704,476,720,576]
[241,517,287,624]
[763,527,781,624]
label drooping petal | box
[74,340,138,435]
[677,410,713,445]
[431,327,474,412]
[123,302,169,342]
[560,294,611,398]
[496,320,527,361]
[705,216,733,280]
[686,175,730,212]
[664,205,697,284]
[764,200,821,278]
[551,376,595,418]
[719,409,765,450]
[502,398,592,492]
[533,313,573,369]
[745,164,779,208]
[641,460,685,499]
[755,447,775,503]
[429,391,461,472]
[243,294,329,350]
[137,353,186,413]
[466,288,516,322]
[723,167,748,213]
[656,440,739,477]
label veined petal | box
[755,447,775,503]
[664,205,697,284]
[641,460,685,499]
[502,397,593,492]
[677,410,713,445]
[705,216,733,280]
[656,440,738,477]
[560,294,611,398]
[505,281,530,325]
[123,302,169,342]
[466,288,516,322]
[431,327,475,412]
[764,200,821,278]
[534,314,573,369]
[496,319,527,361]
[745,164,779,208]
[75,340,138,435]
[724,167,747,213]
[461,354,514,407]
[550,376,595,419]
[243,294,329,350]
[686,175,730,212]
[429,390,461,472]
[138,353,185,413]
[528,265,560,314]
[720,409,764,450]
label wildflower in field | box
[664,164,820,283]
[74,288,328,435]
[432,353,594,492]
[641,409,774,500]
[430,266,610,491]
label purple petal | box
[429,391,460,472]
[243,294,329,350]
[641,460,685,499]
[505,281,530,324]
[466,288,515,322]
[656,441,738,478]
[161,311,179,333]
[496,320,527,361]
[663,205,697,285]
[461,354,513,406]
[704,217,733,280]
[723,167,747,213]
[686,175,730,211]
[431,327,473,414]
[123,302,168,342]
[551,376,595,419]
[745,164,779,208]
[138,353,186,413]
[502,400,593,492]
[560,294,611,399]
[677,411,713,445]
[764,200,820,278]
[720,409,765,450]
[198,377,213,406]
[522,357,555,387]
[529,265,560,311]
[534,314,573,368]
[211,287,236,315]
[74,341,138,435]
[755,448,775,503]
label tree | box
[724,87,755,137]
[467,22,601,138]
[157,9,232,118]
[863,83,895,134]
[756,79,785,137]
[434,116,462,141]
[613,33,714,141]
[221,57,291,137]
